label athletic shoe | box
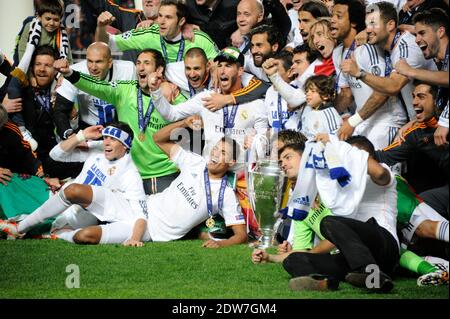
[288,274,339,291]
[345,270,394,293]
[417,270,449,287]
[0,219,21,239]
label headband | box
[102,126,132,149]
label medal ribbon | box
[204,166,227,218]
[223,104,239,129]
[335,41,356,90]
[385,31,402,76]
[160,35,185,63]
[137,88,155,135]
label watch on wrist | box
[356,70,367,80]
[63,129,74,140]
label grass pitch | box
[0,239,448,299]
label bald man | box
[54,42,136,140]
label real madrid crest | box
[371,66,381,76]
[108,166,117,176]
[241,110,248,120]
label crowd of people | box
[0,0,448,293]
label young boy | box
[12,0,72,87]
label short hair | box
[413,8,449,37]
[160,0,187,22]
[0,104,8,129]
[333,0,367,33]
[304,74,336,102]
[278,142,305,158]
[249,24,284,51]
[293,43,319,64]
[37,0,64,17]
[185,47,208,63]
[278,130,307,145]
[221,136,240,162]
[31,45,59,68]
[137,49,167,73]
[346,135,375,157]
[366,1,398,27]
[307,18,333,53]
[299,0,330,19]
[413,80,438,100]
[273,50,294,72]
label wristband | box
[76,130,86,142]
[348,112,363,128]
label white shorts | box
[99,221,152,244]
[401,202,447,244]
[52,205,99,231]
[354,123,399,149]
[86,186,138,222]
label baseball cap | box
[213,47,245,66]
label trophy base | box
[252,229,275,249]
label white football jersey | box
[264,85,293,130]
[49,141,147,220]
[244,54,270,82]
[333,43,407,127]
[390,32,437,121]
[146,148,244,241]
[300,106,343,140]
[57,60,136,125]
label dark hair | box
[277,130,307,145]
[273,50,294,72]
[106,121,134,141]
[413,80,438,100]
[304,74,336,102]
[249,24,284,52]
[346,135,375,157]
[413,8,449,37]
[278,142,305,158]
[367,1,398,27]
[137,49,167,73]
[293,43,319,63]
[333,0,366,33]
[37,0,64,17]
[221,136,240,162]
[185,47,208,63]
[31,45,59,68]
[160,0,187,22]
[299,0,330,19]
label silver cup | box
[247,160,286,249]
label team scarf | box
[13,17,69,86]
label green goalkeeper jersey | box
[70,72,182,179]
[112,25,219,63]
[291,175,422,250]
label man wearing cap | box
[150,46,269,166]
[0,122,148,244]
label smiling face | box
[250,33,278,67]
[412,84,436,123]
[136,52,157,92]
[299,11,317,42]
[33,54,57,88]
[330,4,351,41]
[207,140,236,175]
[310,23,335,58]
[365,11,389,46]
[157,4,184,40]
[185,55,209,89]
[103,136,127,161]
[236,0,264,35]
[217,61,243,94]
[279,147,302,181]
[39,12,61,33]
[415,22,441,59]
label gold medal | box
[205,217,215,229]
[138,132,145,141]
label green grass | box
[0,239,448,299]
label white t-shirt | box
[165,61,254,97]
[244,54,270,83]
[49,141,147,220]
[349,162,399,248]
[146,147,244,241]
[151,88,269,164]
[333,43,407,127]
[57,60,136,125]
[390,32,437,121]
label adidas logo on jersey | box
[293,196,310,207]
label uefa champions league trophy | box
[246,159,286,249]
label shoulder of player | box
[79,72,137,86]
[355,44,382,66]
[191,29,216,45]
[126,24,160,37]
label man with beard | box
[245,24,284,82]
[332,0,407,149]
[86,0,161,62]
[342,1,437,124]
[298,0,330,44]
